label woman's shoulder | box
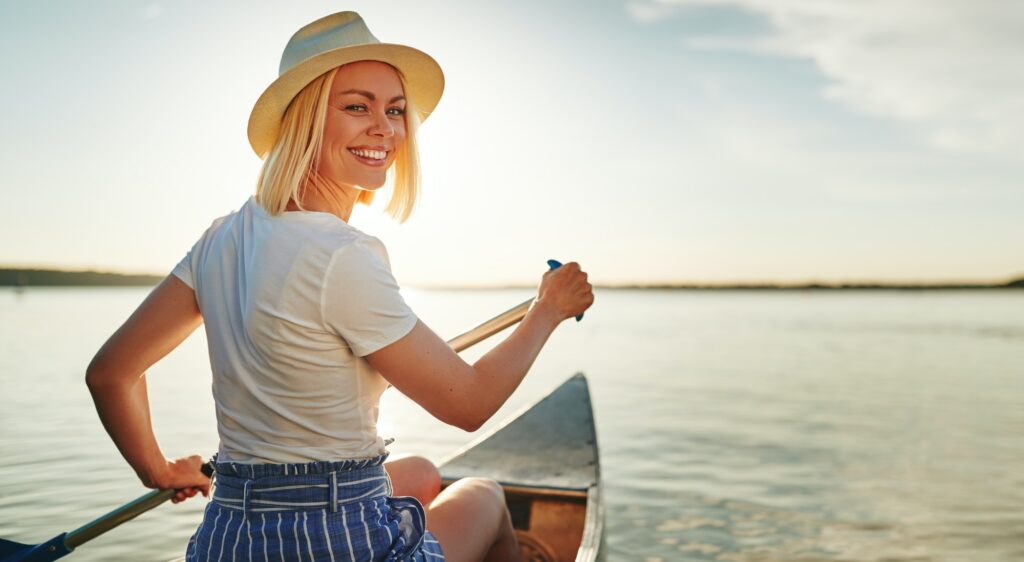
[180,203,243,254]
[287,218,384,260]
[270,218,393,282]
[324,234,391,272]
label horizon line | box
[2,266,1022,290]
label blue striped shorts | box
[185,454,444,561]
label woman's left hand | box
[157,455,212,504]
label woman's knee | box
[427,477,511,558]
[409,456,442,498]
[405,456,441,490]
[449,477,507,519]
[458,477,503,499]
[387,455,441,502]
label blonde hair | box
[255,66,421,223]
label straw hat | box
[247,11,444,157]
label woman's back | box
[173,197,417,464]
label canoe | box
[438,373,604,562]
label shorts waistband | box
[213,452,389,479]
[211,454,392,515]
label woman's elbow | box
[447,405,491,433]
[85,353,119,393]
[85,357,104,391]
[456,416,484,433]
[432,403,484,432]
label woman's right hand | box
[534,262,594,322]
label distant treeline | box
[0,268,163,287]
[2,268,1022,290]
[601,279,1024,290]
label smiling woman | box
[83,9,593,562]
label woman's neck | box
[289,173,361,222]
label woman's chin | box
[325,176,386,193]
[355,181,386,192]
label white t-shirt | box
[171,197,417,463]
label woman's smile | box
[347,146,390,166]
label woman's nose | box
[368,113,395,138]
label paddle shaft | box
[42,460,212,557]
[64,488,174,550]
[446,298,534,352]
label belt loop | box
[242,480,253,519]
[330,471,338,513]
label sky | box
[1,0,1021,286]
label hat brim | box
[247,43,444,157]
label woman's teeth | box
[349,149,386,160]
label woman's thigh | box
[425,477,509,562]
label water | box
[1,287,1022,561]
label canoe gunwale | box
[440,478,589,501]
[576,484,604,562]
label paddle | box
[0,462,214,562]
[0,259,583,561]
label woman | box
[86,11,593,562]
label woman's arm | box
[85,275,210,501]
[366,262,593,431]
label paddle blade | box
[0,534,72,562]
[0,538,31,557]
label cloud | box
[625,0,687,23]
[142,3,163,20]
[629,0,1024,157]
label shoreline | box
[3,268,1020,291]
[0,268,163,287]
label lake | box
[1,287,1022,561]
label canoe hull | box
[439,373,603,562]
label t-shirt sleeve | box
[321,238,418,357]
[171,242,198,289]
[170,216,227,290]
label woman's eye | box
[386,107,406,116]
[344,104,367,112]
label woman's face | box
[318,61,407,191]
